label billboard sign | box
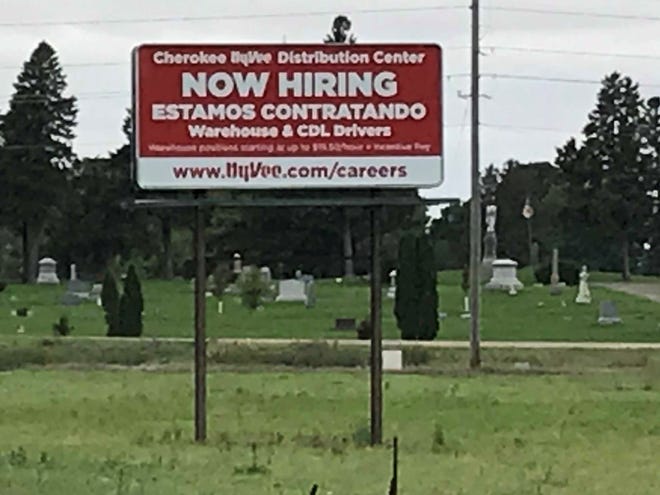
[132,43,442,189]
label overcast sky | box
[1,0,659,212]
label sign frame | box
[131,42,443,191]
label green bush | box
[356,318,371,340]
[101,270,120,336]
[52,316,73,336]
[395,231,439,340]
[534,259,581,286]
[118,264,144,337]
[238,266,269,310]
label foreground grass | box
[1,274,659,341]
[0,368,658,494]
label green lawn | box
[0,368,658,494]
[0,274,659,341]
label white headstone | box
[382,350,403,371]
[485,259,523,291]
[233,253,242,274]
[276,279,307,302]
[575,265,592,304]
[260,266,272,285]
[37,257,60,284]
[70,263,77,281]
[387,269,396,299]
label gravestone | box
[481,205,498,280]
[259,266,272,285]
[276,279,307,302]
[598,301,622,325]
[530,242,540,270]
[89,284,103,306]
[232,253,242,275]
[37,257,60,284]
[60,292,82,306]
[334,318,356,330]
[70,263,77,281]
[60,279,92,306]
[67,279,92,299]
[387,270,396,299]
[382,350,403,371]
[575,265,592,304]
[295,269,303,280]
[549,248,565,295]
[460,296,471,319]
[304,278,316,308]
[485,259,523,291]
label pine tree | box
[415,234,439,341]
[119,265,143,337]
[394,232,438,340]
[0,41,77,283]
[558,73,653,279]
[101,270,120,336]
[394,232,418,340]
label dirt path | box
[14,335,660,350]
[598,282,660,303]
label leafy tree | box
[556,73,653,279]
[101,270,120,336]
[395,231,438,340]
[118,264,143,336]
[493,160,560,266]
[0,41,77,282]
[43,110,160,277]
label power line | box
[447,72,660,88]
[484,5,660,22]
[1,44,658,73]
[0,5,467,28]
[0,3,655,28]
[483,45,660,61]
[481,123,574,134]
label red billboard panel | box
[133,43,443,189]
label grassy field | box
[0,368,658,494]
[1,272,659,341]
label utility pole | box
[469,0,482,369]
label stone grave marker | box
[387,270,396,299]
[276,279,307,302]
[382,350,403,371]
[259,266,272,285]
[304,278,316,308]
[598,301,622,325]
[89,283,103,306]
[485,259,523,291]
[549,248,566,295]
[575,265,592,304]
[37,257,60,284]
[334,318,356,330]
[61,279,92,305]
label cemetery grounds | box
[0,271,659,493]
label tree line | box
[1,42,658,283]
[432,74,660,279]
[0,42,425,283]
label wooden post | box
[370,205,383,445]
[194,201,207,442]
